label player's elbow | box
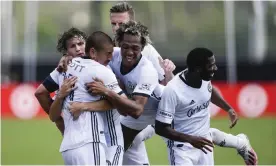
[34,85,48,98]
[49,114,59,122]
[131,107,144,119]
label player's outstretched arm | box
[211,87,238,128]
[49,77,77,122]
[155,120,214,154]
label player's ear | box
[89,48,97,60]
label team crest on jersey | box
[127,81,136,91]
[208,82,212,93]
[139,83,151,91]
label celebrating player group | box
[34,2,258,166]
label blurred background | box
[1,1,276,165]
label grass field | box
[1,117,276,165]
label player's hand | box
[58,77,78,99]
[158,57,176,73]
[188,135,214,154]
[57,55,73,73]
[68,102,83,120]
[228,109,238,128]
[85,78,107,96]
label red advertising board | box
[1,82,276,119]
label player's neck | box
[184,71,202,88]
[81,55,91,59]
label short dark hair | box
[110,2,135,20]
[115,21,151,48]
[56,27,87,54]
[85,31,113,54]
[186,48,214,71]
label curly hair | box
[115,21,151,48]
[56,27,87,54]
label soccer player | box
[35,28,87,135]
[107,2,257,166]
[109,3,174,164]
[155,48,257,165]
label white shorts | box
[123,141,150,165]
[167,135,214,165]
[106,145,124,166]
[61,142,107,165]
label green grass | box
[1,118,276,165]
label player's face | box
[95,44,114,66]
[120,34,143,68]
[66,36,85,57]
[201,55,218,81]
[110,12,130,35]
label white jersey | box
[109,48,163,130]
[141,44,165,81]
[156,70,212,145]
[49,57,122,152]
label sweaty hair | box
[56,27,87,54]
[115,20,151,48]
[186,48,214,71]
[110,2,135,20]
[85,31,113,54]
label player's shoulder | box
[112,47,121,59]
[142,44,155,53]
[166,72,185,91]
[140,56,157,73]
[142,44,160,58]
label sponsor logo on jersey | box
[127,81,136,91]
[187,100,210,117]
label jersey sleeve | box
[132,66,159,97]
[96,67,123,94]
[42,69,60,93]
[144,44,165,81]
[156,86,178,124]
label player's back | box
[58,57,115,152]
